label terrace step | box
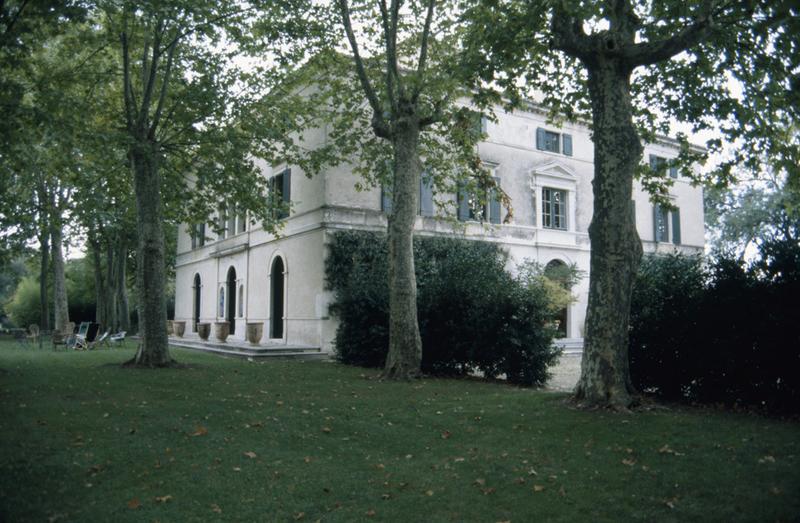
[168,337,329,361]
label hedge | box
[325,231,562,386]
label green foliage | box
[326,231,561,386]
[4,257,99,328]
[629,246,800,413]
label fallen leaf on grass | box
[533,485,545,492]
[365,509,376,517]
[758,455,776,464]
[322,427,332,434]
[293,512,305,520]
[127,498,141,510]
[441,430,452,439]
[191,426,208,437]
[425,490,434,496]
[243,451,257,459]
[211,504,222,513]
[474,478,486,487]
[304,456,312,463]
[622,458,636,466]
[155,495,173,503]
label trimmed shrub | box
[325,231,562,386]
[629,249,800,413]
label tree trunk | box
[128,140,171,366]
[89,228,107,330]
[38,229,50,332]
[115,237,130,332]
[50,219,70,334]
[574,59,643,409]
[106,239,118,331]
[382,120,423,379]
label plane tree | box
[468,0,799,407]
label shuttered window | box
[653,204,669,242]
[537,128,572,156]
[671,208,681,244]
[542,188,567,230]
[419,173,434,217]
[269,169,291,220]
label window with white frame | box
[542,187,567,230]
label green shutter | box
[282,169,291,203]
[536,128,545,150]
[419,172,434,216]
[457,185,469,221]
[381,186,392,214]
[671,208,681,244]
[489,176,501,224]
[562,133,573,156]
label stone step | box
[168,337,329,361]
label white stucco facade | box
[174,103,704,352]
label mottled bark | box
[50,219,69,334]
[88,228,107,330]
[38,228,50,332]
[573,59,643,408]
[105,240,118,331]
[115,238,130,332]
[129,142,171,366]
[383,119,423,379]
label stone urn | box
[246,322,264,345]
[172,320,186,338]
[197,322,211,341]
[166,320,174,335]
[214,321,230,342]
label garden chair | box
[109,331,127,345]
[52,321,76,351]
[75,323,100,350]
[90,330,110,350]
[68,322,90,350]
[26,324,40,345]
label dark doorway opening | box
[270,257,285,339]
[226,266,236,335]
[193,274,201,332]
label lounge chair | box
[75,323,100,350]
[90,330,111,350]
[110,331,126,345]
[68,322,90,350]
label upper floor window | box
[190,223,206,249]
[537,128,572,156]
[457,176,502,224]
[653,204,681,244]
[269,169,291,220]
[649,154,678,179]
[542,187,567,230]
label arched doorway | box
[544,259,569,338]
[226,266,236,335]
[192,274,201,332]
[270,257,285,339]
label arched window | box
[226,267,237,335]
[192,274,201,332]
[545,259,569,338]
[238,284,244,317]
[270,256,285,339]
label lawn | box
[1,340,798,522]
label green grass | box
[0,340,798,522]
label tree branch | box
[137,16,164,130]
[336,0,388,131]
[550,1,592,61]
[377,0,397,113]
[625,14,715,67]
[120,31,135,131]
[412,0,436,104]
[149,36,178,138]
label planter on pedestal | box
[166,320,174,335]
[197,322,211,341]
[214,321,230,342]
[172,320,186,338]
[246,322,263,345]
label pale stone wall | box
[174,101,705,352]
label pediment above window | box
[529,160,577,191]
